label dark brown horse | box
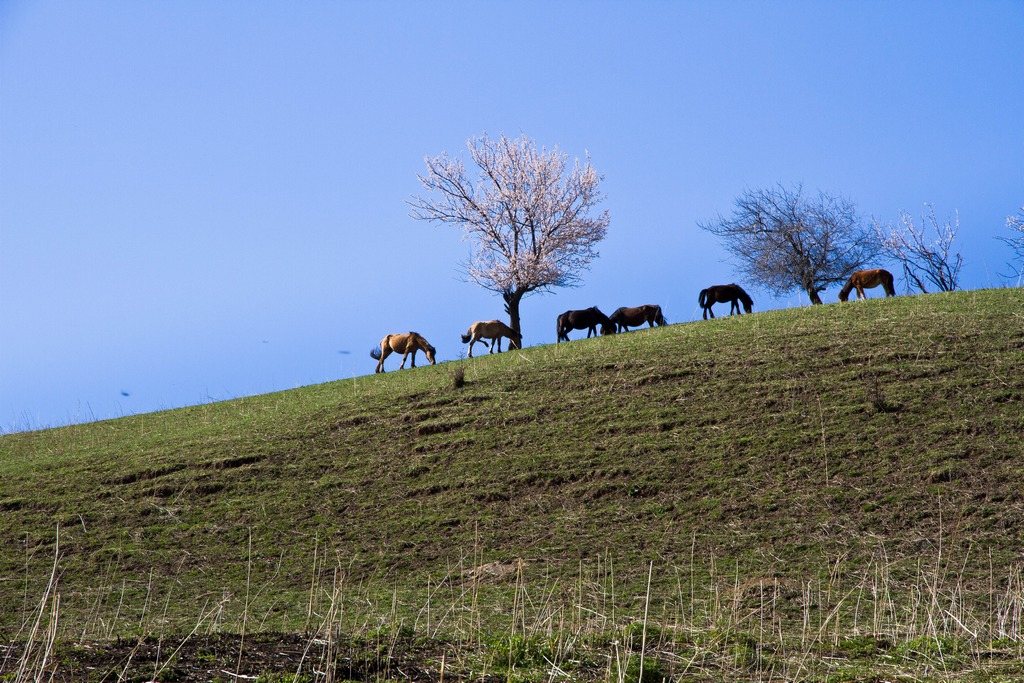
[556,307,615,342]
[461,320,522,357]
[698,284,753,320]
[370,332,437,373]
[608,304,667,332]
[838,268,896,301]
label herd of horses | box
[370,268,896,371]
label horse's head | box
[738,289,754,314]
[425,344,437,364]
[600,322,616,336]
[838,278,854,302]
[509,332,523,350]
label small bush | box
[895,634,965,662]
[611,654,668,683]
[622,621,663,647]
[484,633,555,669]
[834,635,888,658]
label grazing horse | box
[609,304,668,333]
[556,307,615,342]
[461,320,522,357]
[370,332,436,373]
[698,284,753,320]
[838,268,896,301]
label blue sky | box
[2,1,1022,431]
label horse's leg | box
[495,337,502,353]
[376,345,391,373]
[467,337,475,358]
[857,286,866,300]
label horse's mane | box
[734,285,754,307]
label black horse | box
[556,307,615,342]
[698,284,753,320]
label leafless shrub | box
[699,184,879,305]
[873,204,963,293]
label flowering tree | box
[409,133,609,334]
[698,184,877,305]
[872,205,963,293]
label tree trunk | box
[806,286,824,305]
[503,290,525,334]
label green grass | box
[2,288,1024,680]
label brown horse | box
[370,332,437,373]
[698,284,753,319]
[461,320,522,357]
[838,268,896,301]
[608,304,667,333]
[556,307,615,342]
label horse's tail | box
[698,289,708,307]
[460,332,472,344]
[370,347,382,360]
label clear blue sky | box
[2,1,1022,432]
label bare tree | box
[872,205,963,293]
[698,184,877,305]
[998,206,1024,283]
[409,133,610,334]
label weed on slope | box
[2,289,1023,680]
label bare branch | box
[997,206,1024,282]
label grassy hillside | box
[2,288,1023,681]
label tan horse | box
[838,268,896,301]
[370,332,437,373]
[461,320,522,357]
